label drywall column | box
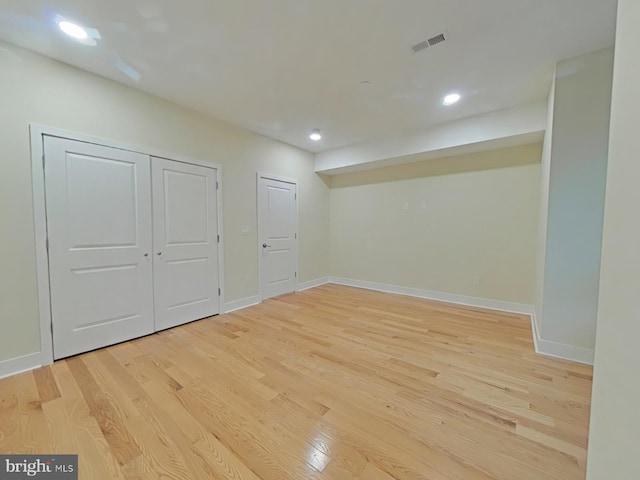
[534,74,555,334]
[587,0,640,477]
[535,48,613,362]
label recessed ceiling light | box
[59,21,88,40]
[443,93,461,106]
[309,129,322,141]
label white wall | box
[587,0,640,477]
[329,144,541,305]
[0,41,330,364]
[537,48,613,353]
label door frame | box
[30,124,225,366]
[256,172,299,301]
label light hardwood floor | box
[0,284,593,479]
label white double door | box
[45,137,219,359]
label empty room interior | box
[0,0,638,479]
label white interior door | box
[258,176,298,300]
[152,158,220,331]
[44,137,154,359]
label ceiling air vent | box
[428,32,447,46]
[411,31,449,54]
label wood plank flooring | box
[0,284,593,479]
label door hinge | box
[218,288,221,296]
[294,233,297,240]
[217,234,220,243]
[216,181,219,190]
[295,193,297,200]
[50,323,53,334]
[295,272,297,278]
[45,238,49,252]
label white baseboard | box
[223,295,261,314]
[519,306,579,364]
[0,352,41,380]
[529,311,594,365]
[529,308,540,353]
[535,337,594,365]
[297,277,330,292]
[326,277,594,366]
[328,276,533,315]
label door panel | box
[45,137,154,359]
[165,258,211,309]
[152,158,219,331]
[164,170,209,244]
[259,177,297,299]
[66,155,138,247]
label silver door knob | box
[157,252,162,256]
[144,253,149,257]
[263,243,271,248]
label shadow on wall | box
[317,173,331,188]
[330,143,542,188]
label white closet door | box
[258,176,298,300]
[152,158,220,331]
[44,137,154,359]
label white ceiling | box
[0,0,617,152]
